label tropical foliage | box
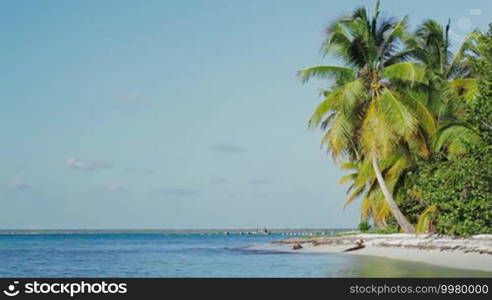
[301,2,491,236]
[400,25,492,236]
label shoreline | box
[0,229,348,235]
[272,234,492,272]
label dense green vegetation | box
[399,27,492,236]
[301,1,491,236]
[358,221,371,232]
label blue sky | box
[0,0,490,229]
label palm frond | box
[399,89,437,136]
[433,123,482,156]
[379,88,418,140]
[361,99,398,156]
[416,205,437,234]
[344,184,365,208]
[449,78,478,101]
[320,111,353,160]
[383,62,428,84]
[339,173,358,184]
[308,79,366,127]
[340,161,357,170]
[447,30,480,78]
[298,65,356,84]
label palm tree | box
[407,19,479,99]
[404,20,482,156]
[299,1,437,233]
[360,21,481,226]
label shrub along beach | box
[283,1,492,271]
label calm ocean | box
[0,233,490,277]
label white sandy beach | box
[273,234,492,272]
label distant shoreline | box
[273,233,492,272]
[0,228,352,235]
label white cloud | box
[65,157,112,170]
[210,176,227,184]
[1,178,31,191]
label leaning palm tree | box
[299,1,436,233]
[356,21,481,224]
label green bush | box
[371,227,400,234]
[401,149,492,236]
[358,221,371,232]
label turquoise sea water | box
[0,233,490,277]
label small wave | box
[227,244,295,255]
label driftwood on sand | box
[272,233,492,255]
[343,239,365,252]
[292,243,303,250]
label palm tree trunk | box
[372,155,415,233]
